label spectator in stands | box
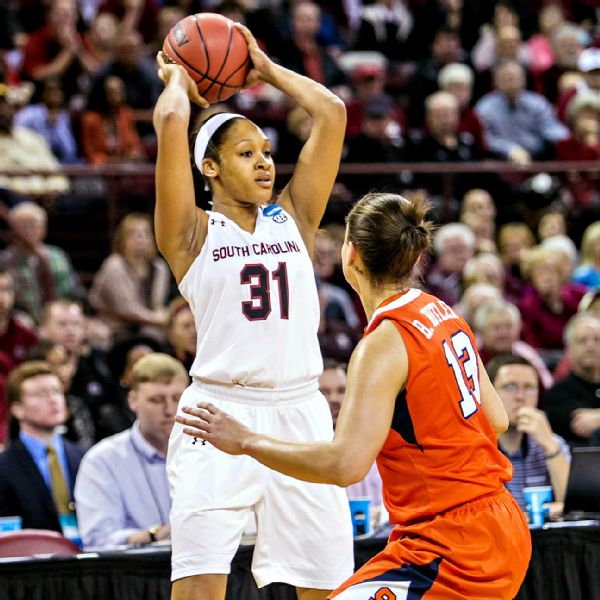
[277,1,347,90]
[352,0,414,61]
[345,61,406,139]
[537,23,585,104]
[80,75,145,164]
[487,354,569,511]
[474,300,553,389]
[471,0,526,73]
[438,63,486,151]
[557,47,600,124]
[97,0,160,44]
[90,30,161,118]
[459,188,496,253]
[573,222,600,289]
[0,361,85,531]
[275,105,311,164]
[165,297,196,373]
[537,208,567,242]
[555,93,600,210]
[21,0,96,101]
[0,266,38,445]
[39,299,119,440]
[318,359,386,524]
[545,313,600,447]
[0,265,38,373]
[88,213,170,343]
[474,24,533,99]
[14,78,79,164]
[498,221,535,302]
[344,94,407,196]
[541,235,578,282]
[519,245,587,351]
[453,281,502,329]
[154,7,184,57]
[578,287,600,320]
[526,3,566,74]
[75,353,187,548]
[425,222,475,306]
[317,288,360,364]
[27,340,95,450]
[0,202,83,323]
[475,61,569,164]
[0,88,70,202]
[411,91,484,202]
[104,336,162,436]
[314,231,361,362]
[83,12,119,75]
[407,25,465,126]
[462,252,504,290]
[318,359,346,429]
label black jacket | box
[0,437,84,531]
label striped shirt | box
[500,434,571,510]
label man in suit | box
[0,360,84,531]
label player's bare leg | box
[171,574,227,600]
[296,587,331,600]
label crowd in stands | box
[0,0,600,549]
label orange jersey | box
[364,288,512,525]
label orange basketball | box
[162,13,250,104]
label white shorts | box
[168,379,354,589]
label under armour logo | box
[192,437,206,446]
[210,218,226,226]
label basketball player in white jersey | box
[153,24,353,600]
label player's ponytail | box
[346,192,435,286]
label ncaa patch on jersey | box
[263,204,288,223]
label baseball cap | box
[352,63,385,82]
[577,47,600,73]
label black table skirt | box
[0,527,598,600]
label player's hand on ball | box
[234,23,274,88]
[177,403,251,455]
[156,52,209,108]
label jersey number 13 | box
[443,330,481,418]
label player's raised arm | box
[235,25,346,244]
[153,53,209,283]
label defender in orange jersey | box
[176,192,532,599]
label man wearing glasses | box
[486,354,570,511]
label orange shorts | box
[329,488,531,599]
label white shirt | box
[179,205,322,389]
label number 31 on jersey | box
[442,330,481,418]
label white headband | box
[194,113,247,171]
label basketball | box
[162,13,250,104]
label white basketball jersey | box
[179,205,323,388]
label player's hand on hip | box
[177,403,250,455]
[156,52,208,107]
[234,23,274,88]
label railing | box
[1,160,597,281]
[1,159,598,177]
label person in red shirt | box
[21,0,96,100]
[0,266,38,445]
[177,192,531,599]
